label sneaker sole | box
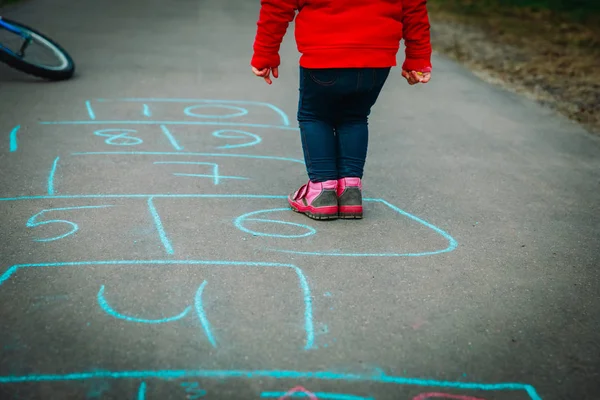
[339,205,363,219]
[339,212,363,219]
[289,204,338,220]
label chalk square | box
[82,98,291,128]
[0,198,167,264]
[152,197,457,258]
[0,260,315,376]
[50,153,303,196]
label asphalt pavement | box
[1,0,599,399]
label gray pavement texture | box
[1,0,599,399]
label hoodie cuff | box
[402,58,432,73]
[251,52,281,70]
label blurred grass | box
[430,0,600,23]
[428,0,600,133]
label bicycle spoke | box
[18,37,32,58]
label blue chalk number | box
[94,129,143,146]
[27,206,114,242]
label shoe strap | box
[293,183,309,200]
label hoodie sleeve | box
[251,0,298,69]
[401,0,432,72]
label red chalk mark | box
[278,386,318,400]
[413,393,487,400]
[411,319,429,330]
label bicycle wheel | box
[0,18,75,80]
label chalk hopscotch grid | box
[1,99,541,399]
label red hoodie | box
[251,0,432,72]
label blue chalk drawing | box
[27,205,114,242]
[153,161,247,185]
[235,208,317,239]
[259,199,457,257]
[324,292,332,297]
[137,382,146,400]
[47,156,60,195]
[0,194,456,257]
[195,281,217,348]
[181,382,206,399]
[98,285,191,324]
[98,281,215,347]
[160,125,183,151]
[0,369,542,400]
[212,130,262,149]
[185,105,248,119]
[94,129,143,146]
[0,194,290,202]
[0,260,314,350]
[73,151,304,164]
[39,120,299,132]
[85,101,96,120]
[261,392,372,400]
[9,125,20,152]
[95,98,290,126]
[143,104,151,117]
[147,197,174,255]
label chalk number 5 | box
[27,206,113,242]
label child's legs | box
[298,119,337,182]
[335,115,369,179]
[297,67,340,182]
[335,67,391,179]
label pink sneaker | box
[337,177,363,219]
[288,180,339,220]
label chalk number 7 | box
[27,206,113,242]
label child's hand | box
[402,69,431,85]
[252,66,279,85]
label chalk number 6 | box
[27,206,113,242]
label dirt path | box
[429,5,600,136]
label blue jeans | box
[297,66,391,182]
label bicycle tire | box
[0,18,75,81]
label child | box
[251,0,432,220]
